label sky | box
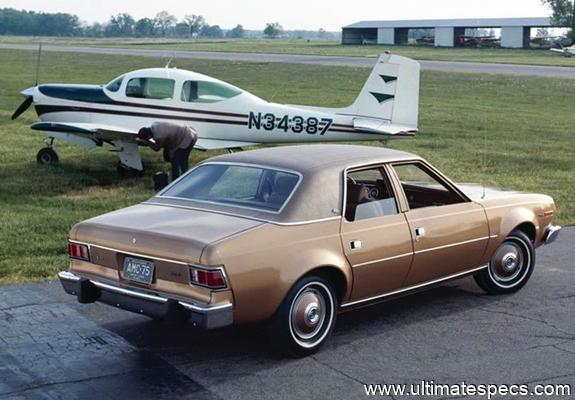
[1,0,552,31]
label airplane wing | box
[31,122,260,150]
[30,122,138,143]
[31,122,144,169]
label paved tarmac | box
[0,228,573,399]
[1,43,575,79]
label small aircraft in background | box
[12,52,420,175]
[456,35,500,48]
[550,44,575,57]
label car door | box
[389,161,490,287]
[340,165,414,301]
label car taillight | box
[189,266,227,289]
[68,242,90,261]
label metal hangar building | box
[342,17,555,48]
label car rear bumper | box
[544,225,562,245]
[58,271,233,329]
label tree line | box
[0,8,338,39]
[542,0,575,39]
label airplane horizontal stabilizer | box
[353,117,417,136]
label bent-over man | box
[137,122,198,181]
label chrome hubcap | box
[491,243,523,282]
[291,288,326,340]
[502,253,518,271]
[304,303,320,326]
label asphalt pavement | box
[0,227,573,400]
[1,43,575,79]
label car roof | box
[206,144,420,173]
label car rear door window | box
[346,167,399,222]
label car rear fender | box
[203,219,352,324]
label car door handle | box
[415,227,425,241]
[350,240,362,250]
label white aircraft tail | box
[342,53,420,135]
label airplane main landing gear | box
[37,147,59,165]
[37,137,59,165]
[117,162,144,178]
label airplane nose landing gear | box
[37,138,59,165]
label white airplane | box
[550,45,575,57]
[12,53,420,175]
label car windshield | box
[160,164,301,213]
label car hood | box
[457,183,523,201]
[70,203,264,264]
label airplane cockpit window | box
[126,77,175,100]
[181,80,242,103]
[105,75,124,92]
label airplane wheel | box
[117,162,144,178]
[37,147,59,165]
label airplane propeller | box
[11,95,33,120]
[11,43,43,121]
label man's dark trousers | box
[170,144,194,181]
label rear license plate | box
[123,257,155,285]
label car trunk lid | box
[72,203,263,263]
[69,203,263,303]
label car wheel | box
[271,275,338,357]
[474,230,535,294]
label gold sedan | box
[59,145,561,355]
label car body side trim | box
[353,252,413,268]
[341,264,488,308]
[352,236,491,268]
[413,236,490,255]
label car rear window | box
[160,164,301,213]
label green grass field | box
[1,36,575,67]
[0,49,573,285]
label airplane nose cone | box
[21,86,35,97]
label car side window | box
[181,80,242,103]
[345,167,399,222]
[125,77,175,100]
[392,163,465,210]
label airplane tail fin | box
[343,53,420,135]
